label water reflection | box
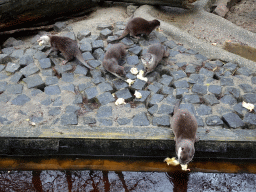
[0,170,255,191]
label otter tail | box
[111,28,129,42]
[76,52,94,70]
[173,99,181,114]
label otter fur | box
[103,43,126,79]
[37,35,93,69]
[115,17,160,41]
[172,100,198,166]
[141,43,169,75]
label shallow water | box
[0,170,256,192]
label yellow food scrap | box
[39,42,43,46]
[134,91,142,99]
[164,157,180,166]
[181,164,190,171]
[126,79,135,86]
[137,70,148,82]
[130,67,138,75]
[242,101,254,112]
[115,98,126,105]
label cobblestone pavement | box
[0,6,256,157]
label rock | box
[97,92,115,105]
[239,84,253,93]
[164,40,177,49]
[0,82,7,93]
[53,21,67,32]
[0,54,11,64]
[82,52,95,61]
[220,77,234,86]
[148,94,164,106]
[45,85,61,95]
[188,74,205,84]
[6,84,23,94]
[77,30,91,41]
[208,85,222,96]
[131,79,147,90]
[92,40,104,51]
[39,58,52,69]
[196,104,212,116]
[10,49,24,59]
[134,90,150,103]
[128,46,142,55]
[61,113,78,125]
[41,98,52,106]
[45,76,58,85]
[148,104,158,115]
[80,42,92,52]
[133,112,150,126]
[113,79,128,90]
[117,118,131,125]
[20,63,40,77]
[73,94,83,104]
[223,62,237,72]
[98,82,113,93]
[185,64,196,73]
[97,106,112,118]
[220,95,237,105]
[222,113,245,128]
[84,87,98,100]
[127,55,139,65]
[11,94,31,106]
[19,55,34,66]
[121,37,134,46]
[93,48,104,60]
[61,73,74,83]
[0,65,5,72]
[195,54,208,61]
[3,37,23,48]
[160,75,173,86]
[243,94,256,103]
[115,88,132,100]
[213,0,229,17]
[5,62,20,73]
[182,94,200,104]
[48,107,61,116]
[236,67,252,76]
[52,96,63,106]
[179,103,196,115]
[100,28,113,39]
[83,117,96,124]
[199,68,214,77]
[127,5,138,16]
[203,94,220,106]
[23,74,45,89]
[98,119,113,126]
[153,115,170,126]
[148,82,162,94]
[174,80,189,88]
[171,70,187,80]
[97,24,113,30]
[205,116,223,126]
[243,113,256,129]
[74,65,88,76]
[157,104,174,115]
[88,60,101,68]
[192,84,207,95]
[161,86,174,95]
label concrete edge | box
[134,5,256,72]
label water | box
[0,157,256,191]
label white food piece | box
[130,67,139,75]
[39,42,43,46]
[242,101,254,112]
[137,70,148,82]
[181,164,189,171]
[112,93,115,98]
[134,91,142,99]
[115,98,126,105]
[126,79,135,86]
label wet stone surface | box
[0,23,255,143]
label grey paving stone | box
[6,84,23,94]
[236,67,252,76]
[23,74,44,89]
[195,53,207,61]
[6,62,20,73]
[61,113,78,125]
[0,54,11,64]
[84,87,98,100]
[93,48,104,60]
[239,84,253,93]
[216,105,234,115]
[157,104,174,115]
[83,117,96,124]
[10,49,24,59]
[176,88,189,99]
[53,21,67,32]
[97,92,115,105]
[208,85,222,95]
[223,62,237,72]
[148,105,158,115]
[176,62,187,68]
[192,84,207,95]
[100,28,113,39]
[196,104,212,116]
[164,95,178,105]
[61,73,74,83]
[0,116,11,125]
[98,82,113,92]
[0,73,8,80]
[185,64,196,73]
[45,85,61,95]
[174,80,189,88]
[53,64,73,74]
[113,79,128,90]
[153,115,170,126]
[92,76,105,85]
[39,58,52,69]
[182,94,200,104]
[45,76,58,85]
[179,103,196,115]
[78,83,93,91]
[2,47,14,55]
[107,36,119,43]
[65,105,81,113]
[10,72,23,83]
[233,102,247,117]
[97,23,113,30]
[92,40,104,51]
[97,106,112,118]
[3,37,23,48]
[203,94,220,106]
[147,82,162,94]
[222,113,244,128]
[149,94,164,106]
[80,42,92,52]
[34,51,47,60]
[133,112,150,126]
[98,118,113,126]
[164,40,177,49]
[220,77,234,86]
[161,86,174,95]
[0,93,11,103]
[196,116,204,127]
[61,31,76,40]
[243,94,256,103]
[169,50,179,57]
[41,98,52,106]
[117,118,131,125]
[73,94,83,104]
[0,82,7,93]
[30,89,42,96]
[188,74,205,84]
[61,84,75,93]
[220,95,237,105]
[11,94,31,106]
[127,55,139,65]
[243,113,256,129]
[128,46,142,55]
[115,88,132,100]
[74,65,88,76]
[20,63,40,77]
[49,107,61,116]
[171,70,187,80]
[82,52,95,61]
[134,90,150,103]
[160,75,173,86]
[30,116,43,123]
[223,87,240,98]
[41,69,54,76]
[205,116,223,126]
[131,79,147,90]
[251,76,256,84]
[52,96,63,106]
[0,65,5,72]
[77,30,91,40]
[199,68,215,79]
[121,37,134,46]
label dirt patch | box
[225,0,256,33]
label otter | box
[171,99,198,170]
[37,35,94,69]
[103,43,127,79]
[141,43,169,75]
[114,17,160,41]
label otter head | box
[141,53,155,74]
[152,19,160,30]
[117,66,126,77]
[176,139,195,165]
[37,35,50,46]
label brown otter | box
[141,43,170,75]
[37,35,94,69]
[172,99,198,168]
[114,17,160,41]
[103,43,127,79]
